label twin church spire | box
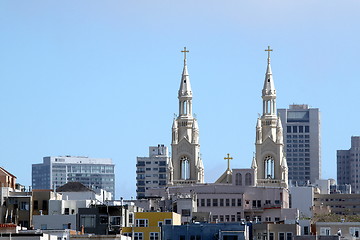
[169,46,287,188]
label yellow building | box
[122,212,181,240]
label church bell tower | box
[252,46,288,188]
[169,48,204,185]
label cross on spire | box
[265,46,273,62]
[181,47,189,61]
[224,153,233,170]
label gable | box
[175,138,194,157]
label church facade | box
[141,47,297,224]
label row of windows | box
[198,198,242,207]
[286,139,310,143]
[287,153,310,157]
[286,135,310,139]
[287,125,310,133]
[137,168,167,173]
[286,144,310,148]
[286,149,310,152]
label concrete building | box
[315,222,360,239]
[136,145,170,199]
[313,193,360,216]
[169,48,204,185]
[252,222,301,240]
[337,136,360,193]
[77,202,142,235]
[162,222,248,240]
[278,104,321,186]
[32,156,115,198]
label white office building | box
[136,145,170,198]
[32,156,115,198]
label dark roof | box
[56,182,94,192]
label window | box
[150,232,159,240]
[42,200,48,210]
[279,232,285,240]
[64,208,69,215]
[135,219,148,227]
[303,226,309,235]
[287,126,291,133]
[320,227,331,236]
[231,199,236,207]
[350,227,360,237]
[286,233,292,240]
[182,209,191,216]
[20,202,29,210]
[129,213,134,224]
[235,173,242,185]
[207,199,211,207]
[100,216,108,224]
[180,156,190,180]
[245,173,252,185]
[305,126,309,132]
[237,199,242,206]
[164,219,172,225]
[80,215,96,228]
[201,199,205,207]
[33,200,38,210]
[213,199,218,207]
[269,232,274,240]
[293,126,297,133]
[299,126,303,133]
[134,232,143,240]
[225,199,230,206]
[110,216,121,225]
[264,156,274,179]
[220,199,224,207]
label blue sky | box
[0,1,359,199]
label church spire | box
[171,47,204,185]
[178,47,193,116]
[262,46,276,116]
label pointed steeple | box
[262,46,276,98]
[262,46,277,116]
[178,47,192,99]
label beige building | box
[253,222,301,240]
[313,193,360,216]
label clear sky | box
[0,1,359,199]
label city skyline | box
[1,1,360,199]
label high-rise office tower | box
[337,136,360,193]
[136,145,170,199]
[32,156,115,198]
[278,104,321,186]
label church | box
[138,47,298,224]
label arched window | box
[235,173,242,186]
[180,156,190,180]
[245,173,252,186]
[264,156,274,179]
